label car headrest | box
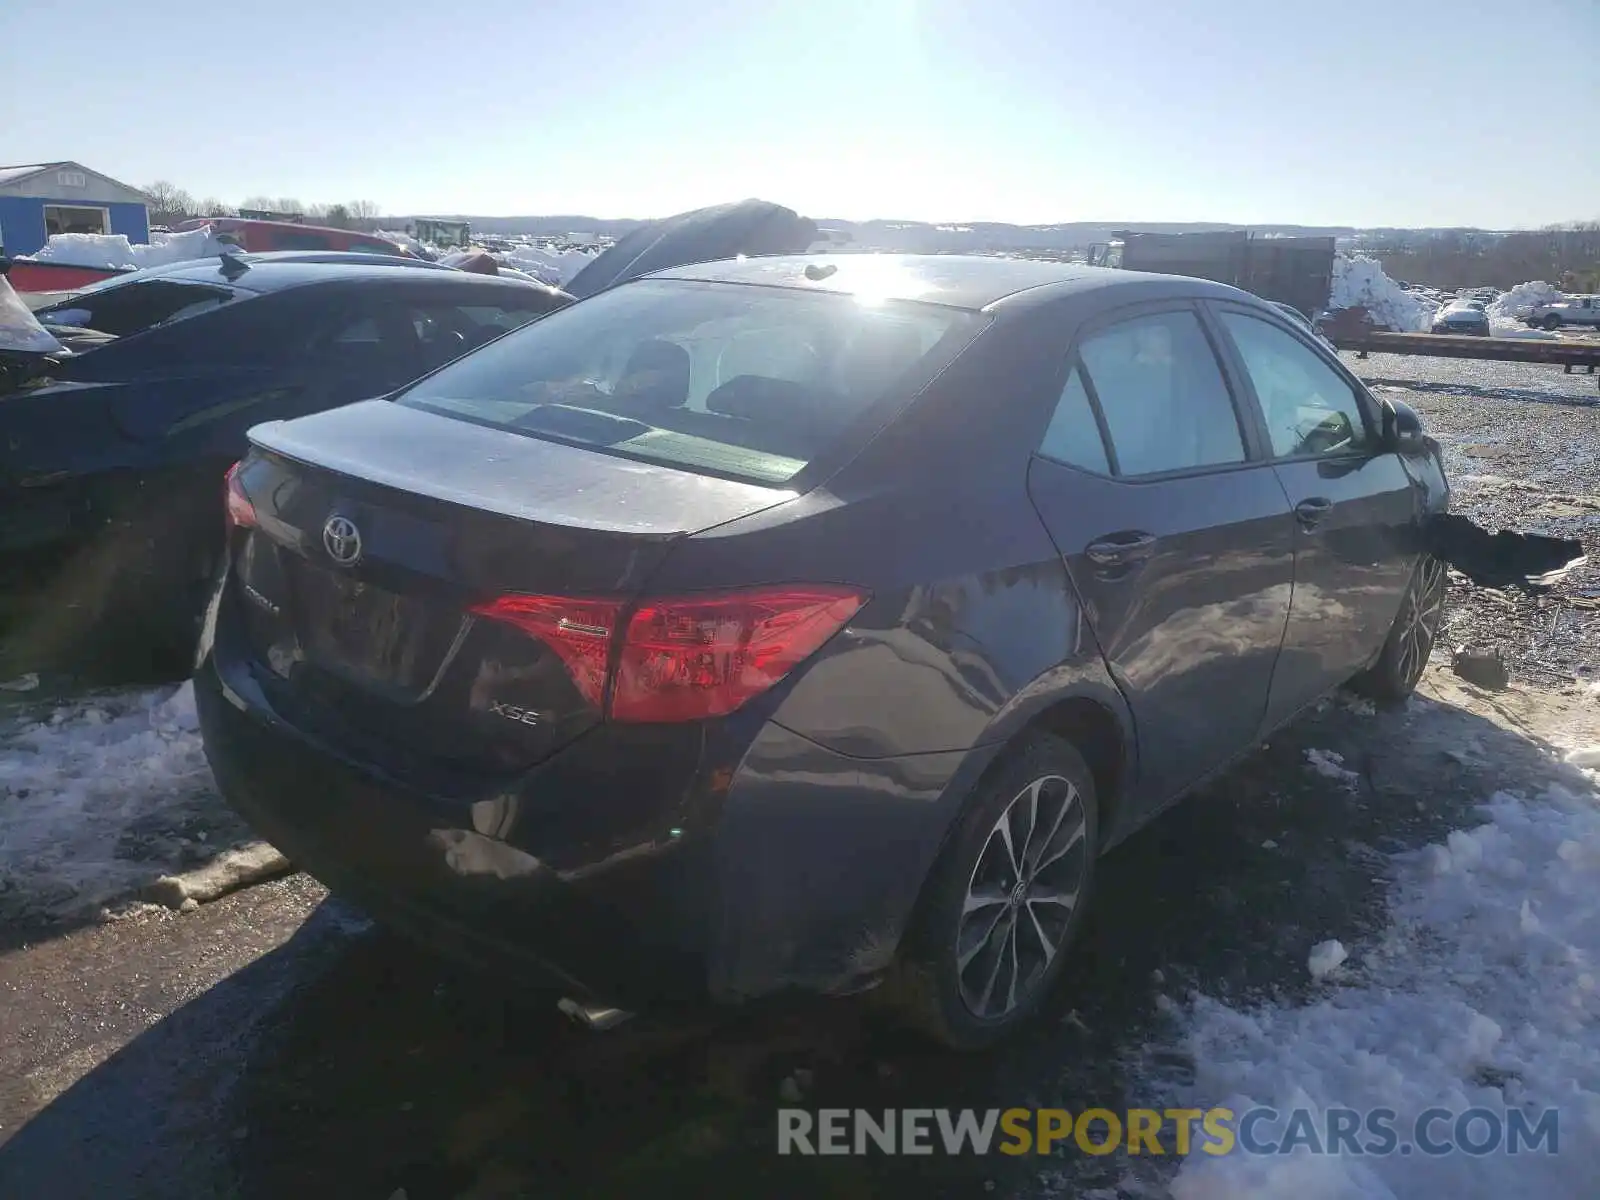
[615,339,691,409]
[623,338,690,379]
[703,374,824,421]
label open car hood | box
[563,199,819,300]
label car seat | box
[611,339,691,416]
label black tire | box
[1350,554,1447,703]
[883,733,1098,1050]
[1543,314,1563,331]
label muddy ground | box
[1349,352,1600,687]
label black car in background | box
[0,256,569,678]
[0,199,823,681]
[199,254,1452,1047]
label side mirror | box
[1382,397,1429,455]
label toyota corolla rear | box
[194,274,984,1007]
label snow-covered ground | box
[1168,756,1600,1198]
[0,681,257,924]
[19,225,238,272]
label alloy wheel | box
[956,774,1088,1020]
[1396,556,1447,689]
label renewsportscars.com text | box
[777,1106,1560,1158]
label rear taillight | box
[467,594,625,710]
[224,460,257,531]
[470,585,866,723]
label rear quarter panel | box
[666,311,1142,997]
[644,311,1122,762]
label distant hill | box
[394,212,1362,250]
[394,213,1545,258]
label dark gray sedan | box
[197,254,1451,1048]
[1431,300,1492,336]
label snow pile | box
[1306,939,1348,980]
[1305,748,1361,789]
[1169,775,1600,1199]
[0,682,251,922]
[0,276,64,355]
[1329,255,1437,332]
[495,244,596,287]
[1486,281,1564,332]
[19,225,235,272]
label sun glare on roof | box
[825,256,935,307]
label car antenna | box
[217,234,250,280]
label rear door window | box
[1037,365,1111,474]
[307,302,424,391]
[33,280,241,337]
[393,280,980,485]
[1075,310,1246,476]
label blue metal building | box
[0,161,150,257]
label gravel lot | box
[1345,352,1600,687]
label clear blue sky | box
[3,0,1596,227]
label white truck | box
[1525,295,1600,331]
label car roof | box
[120,256,535,295]
[646,253,1255,312]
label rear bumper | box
[197,593,974,1007]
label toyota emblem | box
[322,515,363,567]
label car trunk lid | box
[232,400,795,780]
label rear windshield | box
[34,278,244,337]
[394,279,979,485]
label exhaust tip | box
[557,997,634,1032]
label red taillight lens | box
[468,585,866,722]
[467,594,625,709]
[612,586,866,723]
[224,461,257,530]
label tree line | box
[1369,223,1600,293]
[143,182,384,232]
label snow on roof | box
[0,161,148,203]
[0,163,62,187]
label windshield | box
[33,278,245,337]
[395,279,980,485]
